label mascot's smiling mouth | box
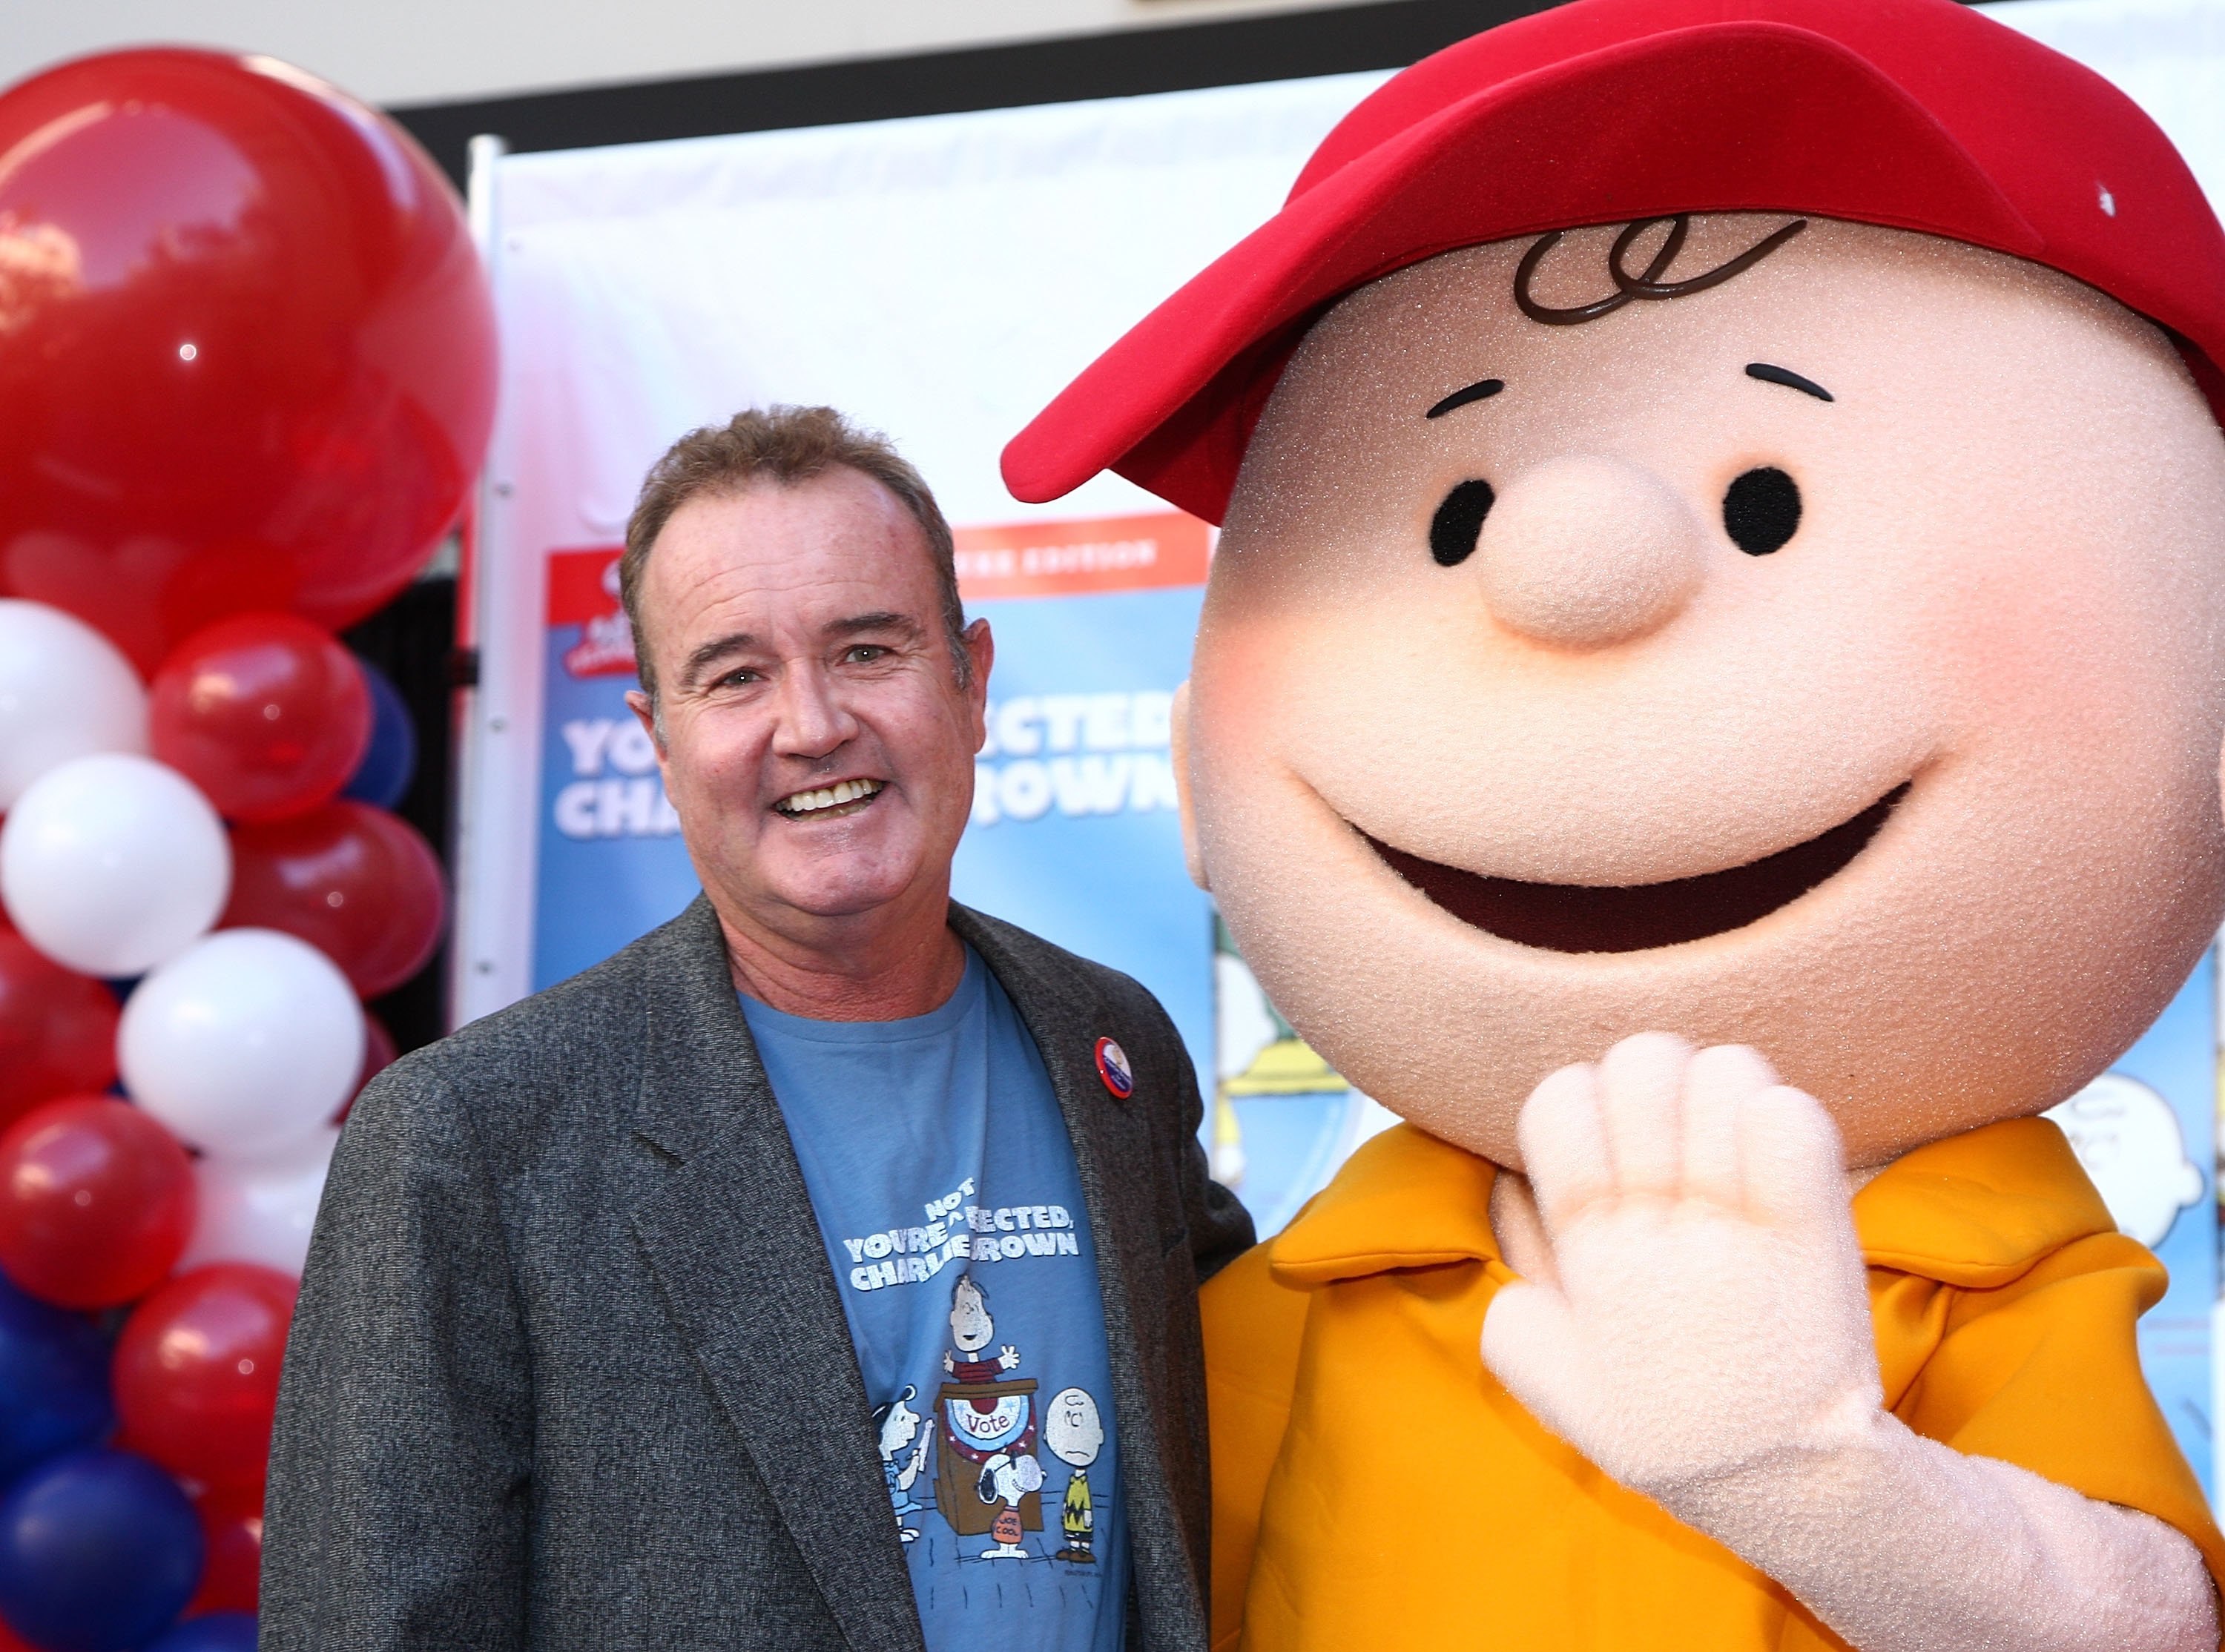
[1363,783,1911,954]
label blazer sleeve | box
[1161,1012,1256,1283]
[261,1060,534,1651]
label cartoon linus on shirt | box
[943,1274,1020,1381]
[1002,0,2225,1648]
[871,1385,932,1545]
[1043,1387,1104,1565]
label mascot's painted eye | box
[1723,466,1801,555]
[1429,479,1496,566]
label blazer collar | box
[627,895,751,1162]
[627,895,926,1652]
[952,904,1204,1640]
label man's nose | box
[772,666,859,756]
[1472,455,1704,648]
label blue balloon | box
[342,655,417,810]
[0,1276,113,1487]
[0,1448,201,1651]
[145,1612,257,1652]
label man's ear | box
[625,687,667,762]
[963,618,995,747]
[1172,680,1208,891]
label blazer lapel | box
[627,898,926,1652]
[948,908,1190,1621]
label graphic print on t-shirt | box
[745,947,1130,1652]
[838,1175,1084,1295]
[848,1192,1106,1562]
[937,1272,1046,1553]
[1044,1387,1104,1564]
[871,1386,932,1544]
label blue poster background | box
[2079,954,2216,1496]
[534,641,700,992]
[953,586,1214,1091]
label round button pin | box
[1094,1037,1133,1099]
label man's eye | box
[715,668,761,688]
[846,644,890,663]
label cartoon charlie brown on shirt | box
[1044,1387,1106,1565]
[1002,2,2225,1648]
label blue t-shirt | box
[742,946,1129,1652]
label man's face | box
[1190,215,2225,1166]
[631,469,989,939]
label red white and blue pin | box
[1094,1037,1134,1099]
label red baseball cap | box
[1002,0,2225,523]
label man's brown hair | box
[620,405,967,707]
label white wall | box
[0,0,1399,109]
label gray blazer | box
[262,896,1253,1652]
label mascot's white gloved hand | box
[1482,1033,2215,1652]
[1482,1032,1878,1496]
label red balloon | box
[112,1263,297,1492]
[220,800,444,994]
[151,614,372,821]
[0,1097,194,1309]
[187,1487,263,1616]
[0,50,495,675]
[0,931,119,1129]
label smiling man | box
[263,406,1251,1652]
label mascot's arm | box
[1480,1034,2216,1652]
[1662,1415,2214,1652]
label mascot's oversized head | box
[1004,0,2225,1167]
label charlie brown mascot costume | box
[1004,1,2225,1648]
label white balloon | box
[0,754,230,976]
[119,928,364,1156]
[180,1127,339,1277]
[0,600,148,809]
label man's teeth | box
[778,779,884,816]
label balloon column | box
[0,44,492,1651]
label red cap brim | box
[1003,1,2225,522]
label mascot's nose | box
[1471,455,1704,648]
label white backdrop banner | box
[458,3,2222,1494]
[457,67,1394,1237]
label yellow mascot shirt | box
[1204,1117,2225,1652]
